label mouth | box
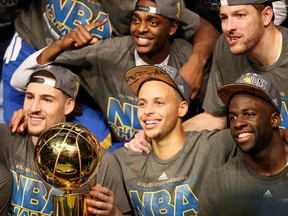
[28,115,45,125]
[134,36,153,46]
[227,35,241,46]
[143,119,160,129]
[235,132,253,143]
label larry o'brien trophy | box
[34,122,102,216]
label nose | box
[137,21,148,33]
[144,104,155,115]
[222,17,236,34]
[232,115,247,129]
[30,98,42,113]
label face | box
[130,0,178,62]
[228,94,279,154]
[24,81,75,139]
[137,80,188,141]
[220,5,265,55]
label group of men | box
[2,0,288,215]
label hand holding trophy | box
[34,122,102,216]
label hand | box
[58,19,107,51]
[87,184,118,216]
[124,130,152,154]
[179,54,204,100]
[9,109,27,134]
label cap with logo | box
[220,0,278,6]
[134,0,186,24]
[217,73,281,112]
[125,64,190,104]
[27,65,82,116]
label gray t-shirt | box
[198,154,288,216]
[0,124,130,215]
[203,26,288,129]
[112,129,238,215]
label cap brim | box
[69,101,82,116]
[218,83,271,106]
[125,65,177,96]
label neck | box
[246,26,281,67]
[32,136,38,145]
[152,124,185,160]
[138,42,170,64]
[244,134,287,176]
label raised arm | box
[37,20,107,64]
[180,16,220,99]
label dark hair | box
[31,70,56,79]
[252,3,275,21]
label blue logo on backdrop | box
[46,0,112,40]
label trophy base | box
[53,193,93,216]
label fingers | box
[60,19,108,50]
[87,184,116,215]
[124,130,152,154]
[9,109,27,134]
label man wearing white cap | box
[183,0,288,132]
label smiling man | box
[183,0,288,132]
[198,73,288,215]
[0,65,130,215]
[105,64,238,215]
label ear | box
[271,112,281,128]
[178,100,189,118]
[169,21,179,36]
[262,6,274,27]
[64,98,76,115]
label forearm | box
[191,17,220,69]
[37,40,65,64]
[182,111,227,131]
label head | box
[125,65,190,141]
[130,0,183,62]
[218,73,281,155]
[219,0,276,55]
[24,65,81,140]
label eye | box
[244,113,255,119]
[43,98,53,103]
[131,17,140,24]
[229,115,237,121]
[138,101,146,108]
[25,94,33,100]
[155,101,164,106]
[148,20,158,26]
[236,13,245,18]
[219,15,227,22]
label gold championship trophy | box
[34,122,102,216]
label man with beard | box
[183,0,288,132]
[11,0,212,151]
[0,65,130,215]
[198,73,288,216]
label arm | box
[37,20,107,65]
[124,130,152,154]
[182,111,227,132]
[180,17,220,100]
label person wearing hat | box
[183,0,288,132]
[198,73,288,215]
[99,64,238,215]
[10,0,213,151]
[0,64,131,215]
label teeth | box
[138,38,149,42]
[146,120,157,125]
[238,133,250,138]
